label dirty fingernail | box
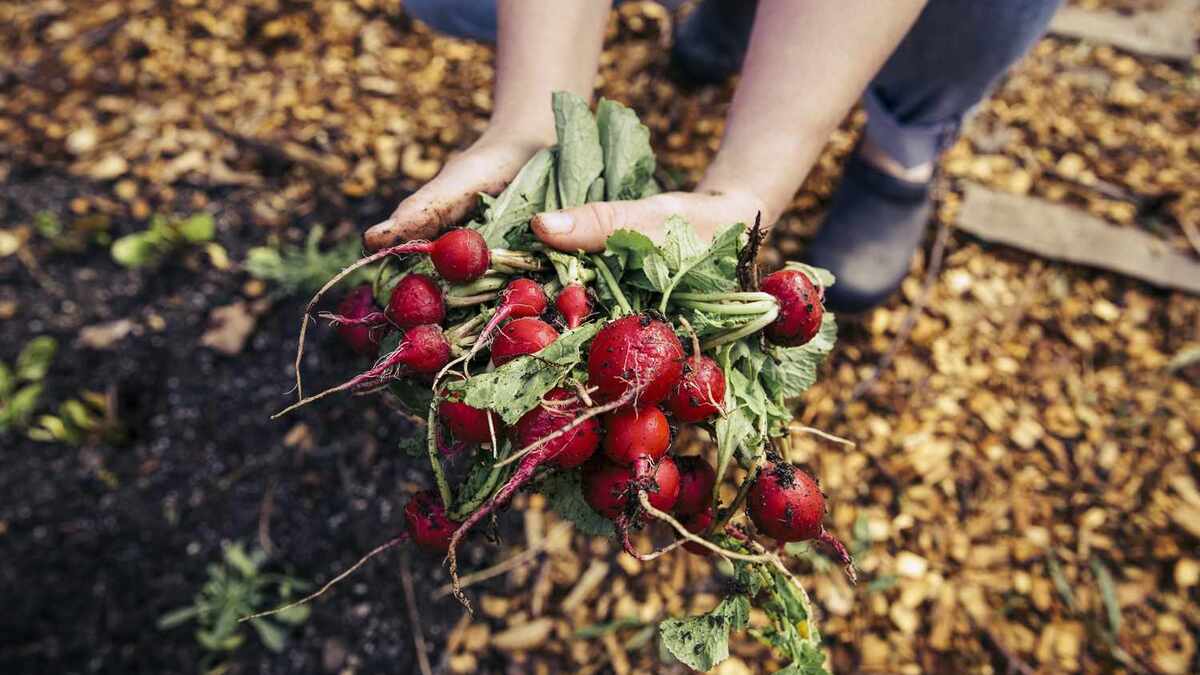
[536,212,574,235]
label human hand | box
[362,134,545,252]
[531,186,770,253]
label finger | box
[531,190,766,253]
[363,147,531,252]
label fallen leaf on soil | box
[200,301,261,355]
[0,229,22,257]
[490,618,554,651]
[78,319,139,349]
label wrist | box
[693,178,778,229]
[475,116,554,154]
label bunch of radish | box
[270,92,850,672]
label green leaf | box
[603,228,657,277]
[596,98,655,201]
[659,595,750,671]
[540,470,614,537]
[0,362,12,398]
[396,432,426,458]
[451,449,509,519]
[586,176,606,202]
[641,253,671,292]
[223,543,260,578]
[783,262,835,289]
[476,148,554,248]
[552,91,603,208]
[196,629,244,652]
[714,406,754,492]
[5,383,44,427]
[458,322,602,425]
[1091,557,1121,635]
[111,232,161,268]
[760,313,837,400]
[16,336,57,381]
[386,369,436,417]
[157,605,201,629]
[673,222,743,294]
[61,399,97,430]
[176,213,216,243]
[773,645,830,675]
[659,216,707,270]
[243,246,284,278]
[34,415,75,442]
[33,211,63,238]
[544,158,561,212]
[250,618,288,652]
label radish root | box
[239,533,408,622]
[293,240,431,399]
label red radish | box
[404,490,459,552]
[680,507,715,557]
[587,314,685,405]
[555,284,591,329]
[386,273,445,330]
[490,317,558,366]
[429,229,491,283]
[467,278,548,363]
[274,324,452,418]
[387,324,452,375]
[439,391,500,445]
[583,456,680,521]
[760,270,824,347]
[668,355,726,423]
[447,388,601,567]
[602,405,671,474]
[512,389,603,470]
[355,228,490,283]
[292,228,488,398]
[747,463,853,574]
[673,455,716,517]
[332,284,387,356]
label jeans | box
[405,0,1063,169]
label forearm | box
[698,0,927,222]
[485,1,611,147]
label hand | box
[363,134,545,252]
[531,187,770,253]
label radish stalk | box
[426,398,454,509]
[589,254,632,316]
[701,305,779,351]
[446,388,603,610]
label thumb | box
[531,195,685,253]
[531,190,768,253]
[363,143,538,252]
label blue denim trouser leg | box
[405,0,1063,167]
[865,0,1063,168]
[403,0,500,43]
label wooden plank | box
[955,184,1200,294]
[1050,0,1198,60]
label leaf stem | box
[590,254,632,316]
[447,274,507,296]
[701,306,779,350]
[711,461,760,532]
[674,299,777,315]
[426,398,454,509]
[672,291,775,304]
[444,292,499,307]
[490,249,545,272]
